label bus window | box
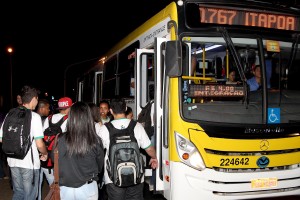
[103,57,117,99]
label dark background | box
[0,0,173,112]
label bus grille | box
[205,148,300,172]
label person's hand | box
[149,158,158,169]
[40,153,48,161]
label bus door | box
[135,42,162,194]
[77,80,83,102]
[94,71,103,105]
[135,49,154,116]
[154,37,170,196]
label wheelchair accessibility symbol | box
[268,108,280,124]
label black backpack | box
[105,120,144,187]
[42,115,68,169]
[44,115,68,137]
[137,101,154,139]
[2,106,32,159]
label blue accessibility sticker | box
[268,108,280,124]
[257,156,270,168]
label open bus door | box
[94,71,103,105]
[136,37,170,197]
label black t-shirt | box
[53,133,104,188]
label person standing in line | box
[88,102,102,133]
[0,85,48,200]
[36,99,51,124]
[88,102,107,200]
[125,106,133,119]
[36,99,51,200]
[99,100,112,124]
[41,97,72,189]
[16,94,23,107]
[0,108,9,180]
[54,102,104,200]
[98,98,158,200]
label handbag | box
[44,134,60,200]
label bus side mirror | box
[165,41,182,77]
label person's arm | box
[145,145,158,169]
[35,138,48,161]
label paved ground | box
[0,158,164,200]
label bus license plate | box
[251,178,278,189]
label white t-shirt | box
[95,122,101,137]
[98,118,151,184]
[0,111,44,169]
[43,113,68,132]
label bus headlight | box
[175,132,206,170]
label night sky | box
[0,0,173,110]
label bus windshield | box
[181,36,300,126]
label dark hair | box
[65,102,99,156]
[88,102,101,123]
[20,85,40,104]
[99,100,110,108]
[125,106,133,116]
[36,99,50,110]
[228,69,236,74]
[110,98,126,114]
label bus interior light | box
[175,132,206,170]
[195,45,222,54]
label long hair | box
[88,102,101,123]
[65,101,99,156]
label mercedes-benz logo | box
[260,140,269,151]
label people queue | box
[0,85,158,200]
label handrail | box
[182,76,214,81]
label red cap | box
[57,97,72,110]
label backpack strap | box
[105,120,137,140]
[127,120,137,137]
[49,115,68,127]
[105,122,115,141]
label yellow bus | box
[76,1,300,199]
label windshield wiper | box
[219,27,249,108]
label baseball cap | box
[57,97,73,110]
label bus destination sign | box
[189,85,244,98]
[199,6,299,31]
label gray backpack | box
[105,120,144,187]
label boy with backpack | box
[39,97,71,194]
[0,85,48,200]
[98,98,158,200]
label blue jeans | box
[10,167,40,200]
[38,167,54,200]
[60,181,98,200]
